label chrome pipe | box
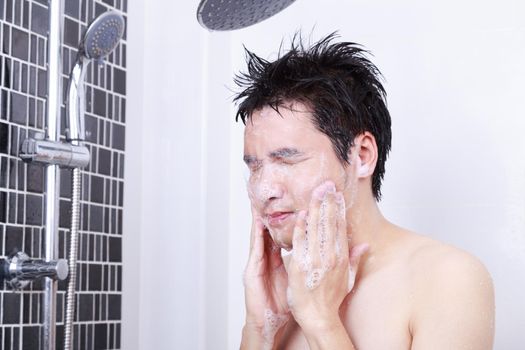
[43,167,59,350]
[43,1,64,350]
[45,0,63,143]
[66,58,87,142]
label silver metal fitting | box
[19,132,90,168]
[1,252,69,290]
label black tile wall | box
[1,0,127,349]
[31,3,48,36]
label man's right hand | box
[241,208,291,349]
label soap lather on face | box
[244,103,358,251]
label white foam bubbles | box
[262,308,289,349]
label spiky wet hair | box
[234,32,392,200]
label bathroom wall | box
[124,0,233,348]
[226,1,525,349]
[0,0,126,349]
[126,0,524,349]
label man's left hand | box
[286,181,369,336]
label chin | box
[267,227,293,251]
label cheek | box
[289,165,332,205]
[246,179,271,205]
[290,163,350,208]
[246,179,259,205]
[287,179,317,209]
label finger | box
[249,204,262,251]
[321,191,337,268]
[335,192,349,260]
[308,181,335,265]
[292,210,308,270]
[247,217,266,267]
[249,216,257,252]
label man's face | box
[243,102,356,250]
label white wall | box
[125,1,216,349]
[126,0,525,349]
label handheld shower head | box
[81,11,125,60]
[67,11,125,143]
[197,0,297,31]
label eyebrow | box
[243,147,304,165]
[269,147,303,159]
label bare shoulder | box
[399,229,495,349]
[405,231,494,290]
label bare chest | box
[278,270,414,350]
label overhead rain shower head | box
[197,0,297,31]
[81,11,125,60]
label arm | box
[240,323,286,350]
[301,318,355,350]
[240,207,291,349]
[410,251,495,350]
[240,325,266,350]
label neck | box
[345,185,391,252]
[343,184,406,283]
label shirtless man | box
[235,34,495,349]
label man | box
[235,33,495,349]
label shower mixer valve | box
[0,252,69,290]
[19,132,90,169]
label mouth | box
[266,211,295,226]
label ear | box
[351,132,378,178]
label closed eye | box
[243,156,262,173]
[248,161,263,172]
[277,157,301,165]
[243,149,309,172]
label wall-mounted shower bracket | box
[19,132,90,168]
[0,252,68,290]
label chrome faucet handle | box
[1,252,69,290]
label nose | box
[257,179,285,203]
[250,165,285,204]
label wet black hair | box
[234,32,392,200]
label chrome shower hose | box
[64,167,81,350]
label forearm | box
[302,319,355,350]
[240,325,265,350]
[240,324,282,350]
